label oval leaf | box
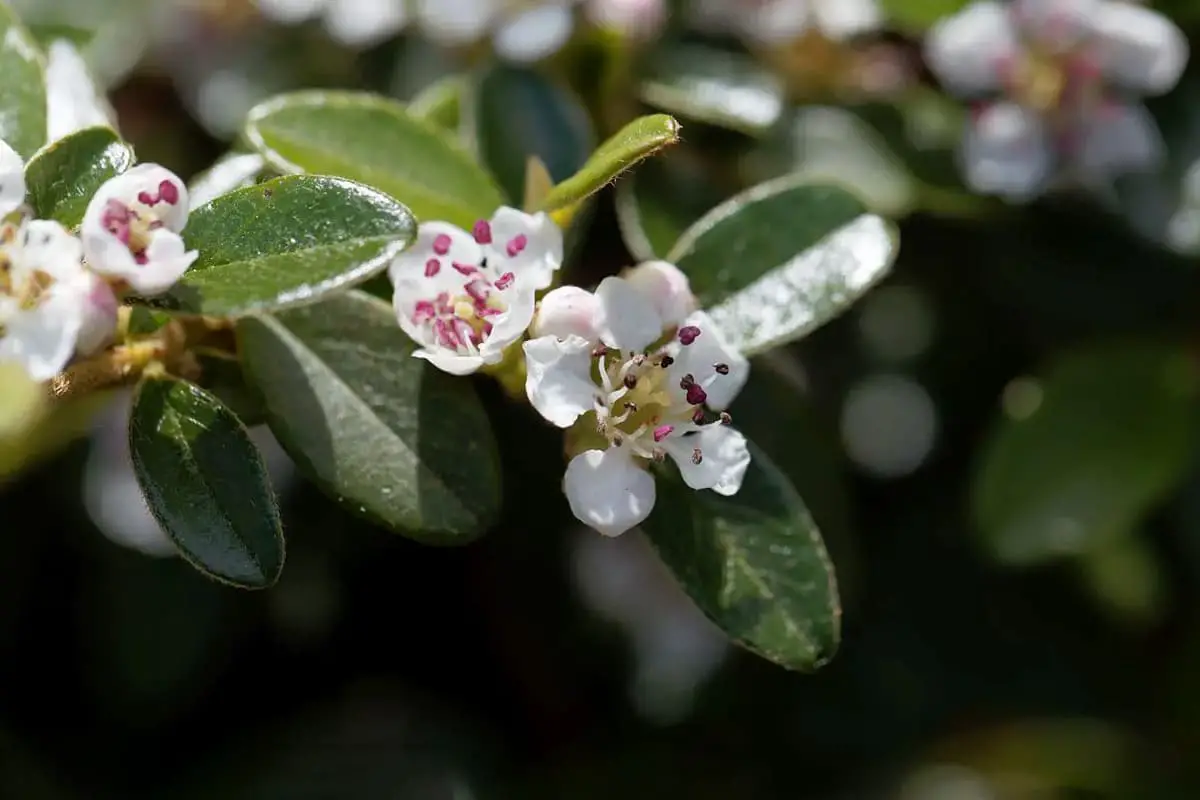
[162,175,415,316]
[536,113,679,213]
[187,151,265,210]
[237,290,502,542]
[0,5,47,158]
[129,376,284,588]
[244,90,504,228]
[410,74,463,129]
[641,441,841,671]
[24,125,132,227]
[44,38,115,141]
[972,341,1200,565]
[640,45,784,136]
[470,64,595,206]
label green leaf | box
[877,0,971,32]
[469,64,595,206]
[187,151,265,209]
[0,363,44,439]
[126,306,171,335]
[0,4,47,158]
[23,125,132,227]
[194,350,268,427]
[537,113,680,214]
[409,74,463,129]
[642,441,841,671]
[161,175,416,317]
[244,90,504,228]
[972,341,1200,565]
[237,290,501,542]
[128,376,284,589]
[639,45,784,136]
[43,36,114,141]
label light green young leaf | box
[163,175,416,316]
[237,290,502,543]
[0,3,47,158]
[129,376,285,589]
[409,74,463,129]
[24,125,132,227]
[642,441,841,671]
[244,90,504,228]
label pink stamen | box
[464,279,490,305]
[472,220,492,244]
[494,272,515,290]
[653,425,674,442]
[452,261,478,276]
[133,251,149,266]
[685,384,708,405]
[433,234,452,256]
[159,180,179,205]
[413,300,437,323]
[678,326,701,345]
[505,234,528,258]
[424,258,441,277]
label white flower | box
[688,0,882,46]
[584,0,666,40]
[925,0,1189,199]
[389,207,563,376]
[524,272,751,537]
[416,0,581,63]
[254,0,409,48]
[0,138,27,218]
[81,164,198,296]
[0,219,116,381]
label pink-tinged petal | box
[1010,0,1099,50]
[924,1,1018,97]
[960,102,1054,201]
[531,285,601,342]
[563,448,656,538]
[388,221,483,291]
[621,260,696,329]
[75,273,119,356]
[1073,100,1164,179]
[1090,1,1188,95]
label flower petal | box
[91,163,190,233]
[324,0,409,46]
[667,311,749,412]
[532,285,601,342]
[483,207,563,291]
[737,0,812,45]
[662,425,751,496]
[1090,1,1188,95]
[621,260,695,329]
[524,334,597,428]
[1011,0,1099,50]
[810,0,882,40]
[416,0,497,45]
[17,219,83,282]
[0,138,25,218]
[594,276,663,353]
[924,1,1017,96]
[960,102,1054,200]
[413,348,485,375]
[563,447,656,537]
[1073,100,1163,180]
[388,220,484,291]
[74,273,119,357]
[493,3,576,63]
[0,287,84,382]
[478,282,536,362]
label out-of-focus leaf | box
[409,74,463,129]
[237,291,501,542]
[43,37,114,141]
[187,152,266,210]
[194,350,267,427]
[640,45,784,135]
[642,442,841,671]
[0,389,109,482]
[163,175,416,316]
[878,0,971,32]
[24,125,132,227]
[972,341,1200,564]
[244,90,505,228]
[0,4,48,158]
[129,376,284,588]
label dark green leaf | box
[640,45,784,136]
[972,341,1200,565]
[26,23,94,50]
[642,441,841,671]
[244,90,504,228]
[129,376,284,589]
[24,125,132,227]
[535,113,679,213]
[0,5,47,158]
[194,350,268,426]
[237,290,501,542]
[126,306,170,335]
[163,175,415,316]
[470,64,595,206]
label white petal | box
[584,0,666,38]
[254,0,326,23]
[594,276,663,353]
[620,260,696,329]
[493,4,575,63]
[1073,101,1163,179]
[483,207,563,291]
[388,220,483,291]
[738,0,812,44]
[668,311,749,412]
[1011,0,1099,50]
[391,275,437,349]
[0,289,84,382]
[413,348,485,375]
[16,220,83,281]
[478,283,536,362]
[924,1,1017,96]
[125,231,198,295]
[0,138,25,218]
[662,425,750,496]
[811,0,882,39]
[417,0,496,44]
[523,334,597,428]
[325,0,409,46]
[960,103,1054,201]
[563,448,656,537]
[531,285,601,342]
[1090,1,1188,95]
[74,274,119,356]
[89,164,190,233]
[45,39,115,141]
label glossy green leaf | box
[129,376,284,589]
[187,151,265,209]
[0,4,47,158]
[409,74,463,129]
[23,125,132,227]
[642,441,841,671]
[640,45,784,136]
[671,177,895,354]
[162,175,415,316]
[244,90,504,228]
[534,113,679,214]
[237,290,501,542]
[470,64,595,206]
[972,341,1200,565]
[194,350,267,426]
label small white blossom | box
[688,0,882,46]
[389,207,563,376]
[254,0,409,48]
[584,0,666,40]
[524,271,751,538]
[0,219,116,381]
[925,0,1189,199]
[81,164,197,296]
[417,0,581,63]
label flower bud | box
[532,285,601,341]
[621,260,696,328]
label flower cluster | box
[387,212,752,537]
[926,0,1189,199]
[0,139,196,383]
